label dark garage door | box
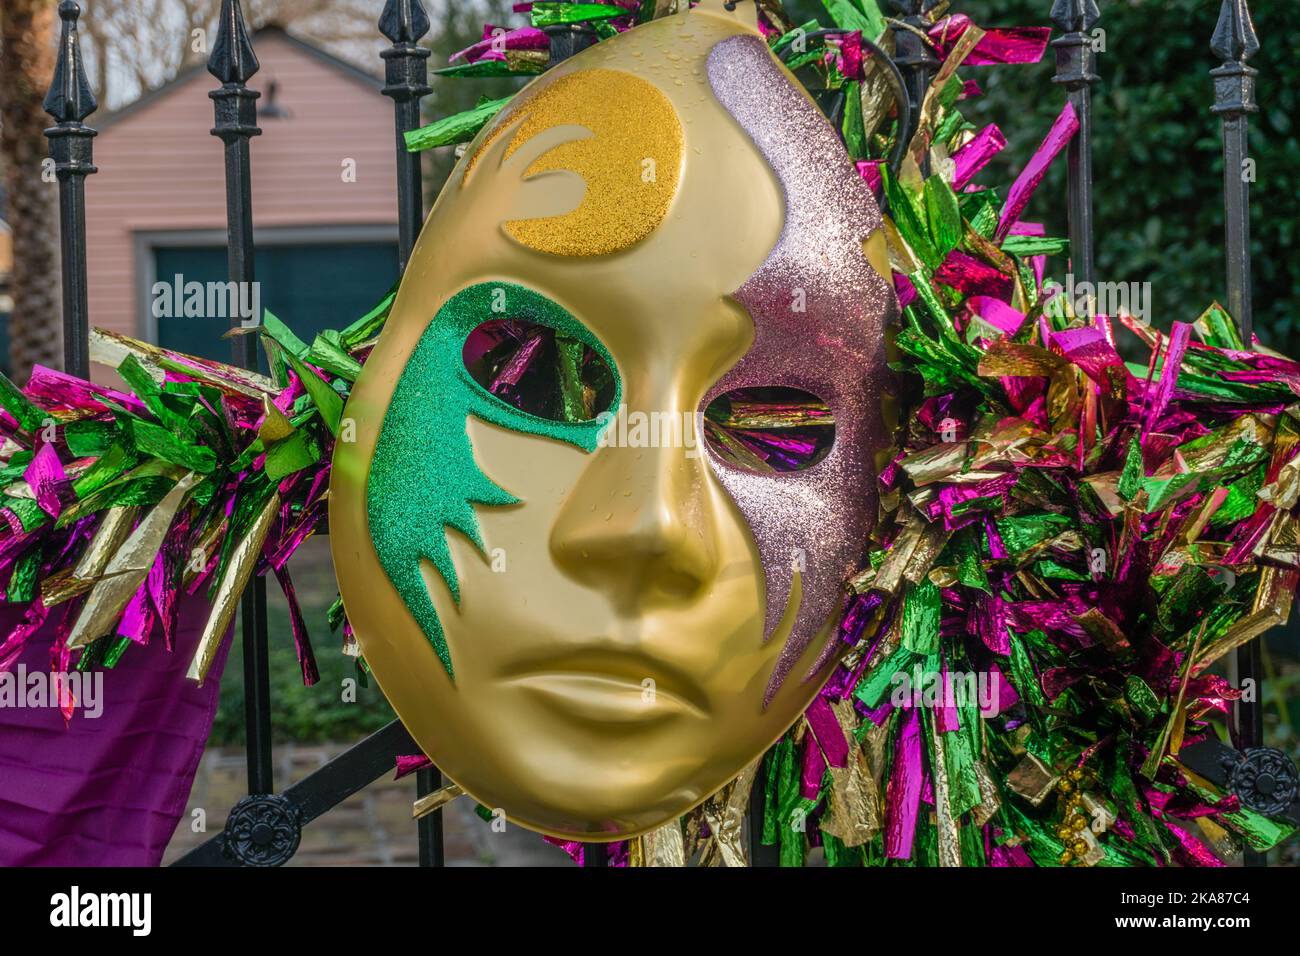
[152,241,399,368]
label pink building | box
[84,27,400,365]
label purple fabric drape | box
[0,596,230,866]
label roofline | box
[272,27,386,92]
[98,25,385,130]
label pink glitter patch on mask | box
[705,35,895,706]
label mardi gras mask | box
[330,2,895,840]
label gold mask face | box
[330,5,894,840]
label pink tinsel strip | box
[989,842,1034,866]
[804,695,849,768]
[395,754,433,780]
[273,565,320,686]
[996,101,1079,242]
[50,606,76,723]
[148,530,180,652]
[24,442,70,518]
[25,365,147,416]
[983,516,1007,559]
[542,838,629,867]
[489,331,545,393]
[971,594,1012,655]
[838,30,863,81]
[1224,503,1276,565]
[931,473,1018,526]
[450,25,548,65]
[936,654,961,732]
[967,295,1026,337]
[989,664,1018,715]
[0,598,49,672]
[118,583,154,645]
[855,159,883,195]
[884,707,923,859]
[1164,820,1226,867]
[1142,321,1192,434]
[934,250,1015,300]
[951,124,1006,189]
[894,273,918,309]
[929,15,1051,67]
[800,733,826,799]
[1051,326,1131,391]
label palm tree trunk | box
[0,0,62,384]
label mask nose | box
[550,411,720,609]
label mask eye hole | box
[463,318,616,423]
[703,386,835,473]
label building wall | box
[83,30,399,349]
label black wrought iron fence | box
[37,0,1283,867]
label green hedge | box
[951,0,1298,354]
[210,542,395,747]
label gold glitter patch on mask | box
[464,68,684,257]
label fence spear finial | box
[208,0,260,86]
[1211,0,1260,65]
[43,0,98,380]
[379,0,431,45]
[379,0,432,273]
[1050,0,1101,34]
[1210,0,1258,121]
[43,1,97,125]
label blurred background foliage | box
[212,538,396,746]
[964,0,1300,357]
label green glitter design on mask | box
[367,282,620,677]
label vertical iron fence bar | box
[1050,0,1100,294]
[1210,0,1263,865]
[1211,0,1257,347]
[240,585,272,795]
[413,763,443,867]
[381,0,432,274]
[749,766,779,867]
[889,1,939,175]
[43,1,97,380]
[208,0,273,796]
[378,0,445,867]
